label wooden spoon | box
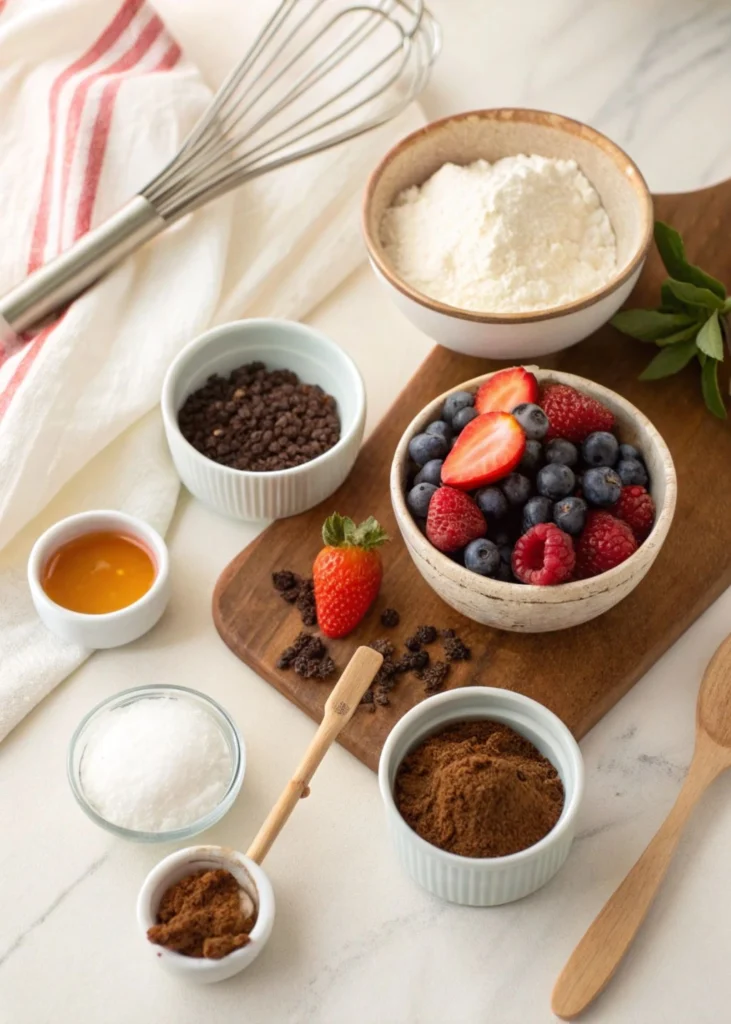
[552,633,731,1019]
[246,645,382,864]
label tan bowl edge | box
[363,108,654,325]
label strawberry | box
[512,523,575,585]
[313,514,389,639]
[610,485,655,541]
[540,383,614,443]
[426,486,486,553]
[575,511,637,579]
[475,367,539,415]
[441,412,525,490]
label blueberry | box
[463,538,500,576]
[619,443,641,462]
[582,431,619,467]
[537,463,575,500]
[414,459,443,487]
[407,482,438,518]
[496,561,517,583]
[616,458,648,487]
[519,439,544,474]
[452,406,479,433]
[498,543,513,565]
[475,486,509,520]
[408,432,448,466]
[544,438,578,467]
[553,496,587,536]
[522,496,553,532]
[425,420,452,443]
[512,402,549,440]
[501,473,532,507]
[492,529,512,548]
[583,466,622,507]
[442,390,474,424]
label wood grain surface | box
[213,179,731,773]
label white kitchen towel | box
[0,0,422,742]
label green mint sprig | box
[611,221,730,419]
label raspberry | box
[610,485,655,541]
[540,384,614,443]
[426,486,486,553]
[512,523,575,585]
[575,511,637,578]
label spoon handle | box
[246,646,383,865]
[552,735,728,1020]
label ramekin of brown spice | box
[378,687,584,907]
[136,845,275,983]
[161,319,366,521]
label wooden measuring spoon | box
[246,645,382,864]
[552,633,731,1019]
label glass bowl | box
[68,685,245,843]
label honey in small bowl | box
[42,531,156,615]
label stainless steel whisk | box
[0,0,440,336]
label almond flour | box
[379,154,617,314]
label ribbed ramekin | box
[161,319,366,521]
[378,687,584,906]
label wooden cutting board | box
[213,179,731,772]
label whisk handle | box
[0,196,165,337]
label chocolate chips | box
[443,636,471,662]
[419,660,450,693]
[380,608,400,628]
[272,571,317,627]
[178,362,341,473]
[277,632,335,680]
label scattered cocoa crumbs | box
[295,579,317,627]
[272,571,317,626]
[380,608,400,628]
[418,660,450,693]
[443,636,471,662]
[405,625,438,651]
[277,631,334,679]
[147,869,256,959]
[395,649,429,673]
[369,638,395,659]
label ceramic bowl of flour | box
[362,108,653,359]
[390,367,676,633]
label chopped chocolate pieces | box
[395,649,429,673]
[277,631,334,679]
[380,608,400,628]
[369,638,395,659]
[374,691,391,706]
[272,570,318,626]
[443,636,471,662]
[414,625,438,645]
[419,660,450,693]
[360,690,376,712]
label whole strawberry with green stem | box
[313,513,389,639]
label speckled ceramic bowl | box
[363,108,653,359]
[390,366,676,633]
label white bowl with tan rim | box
[363,108,653,359]
[390,367,676,633]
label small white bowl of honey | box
[28,510,170,649]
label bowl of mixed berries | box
[390,366,676,632]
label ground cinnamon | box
[395,720,564,858]
[147,868,257,959]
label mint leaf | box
[655,324,704,346]
[701,358,727,418]
[696,310,724,361]
[611,309,695,341]
[664,278,726,311]
[660,282,687,312]
[724,297,731,314]
[639,339,698,380]
[655,221,726,298]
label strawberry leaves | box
[611,220,728,419]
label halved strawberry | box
[442,412,526,490]
[475,367,538,415]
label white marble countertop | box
[3,2,731,1022]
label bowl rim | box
[378,686,585,867]
[27,510,170,625]
[160,317,366,482]
[390,366,677,603]
[362,107,654,324]
[67,684,245,842]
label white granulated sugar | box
[80,697,233,833]
[379,155,617,313]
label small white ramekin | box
[137,845,276,984]
[27,510,170,649]
[161,319,366,521]
[378,687,584,907]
